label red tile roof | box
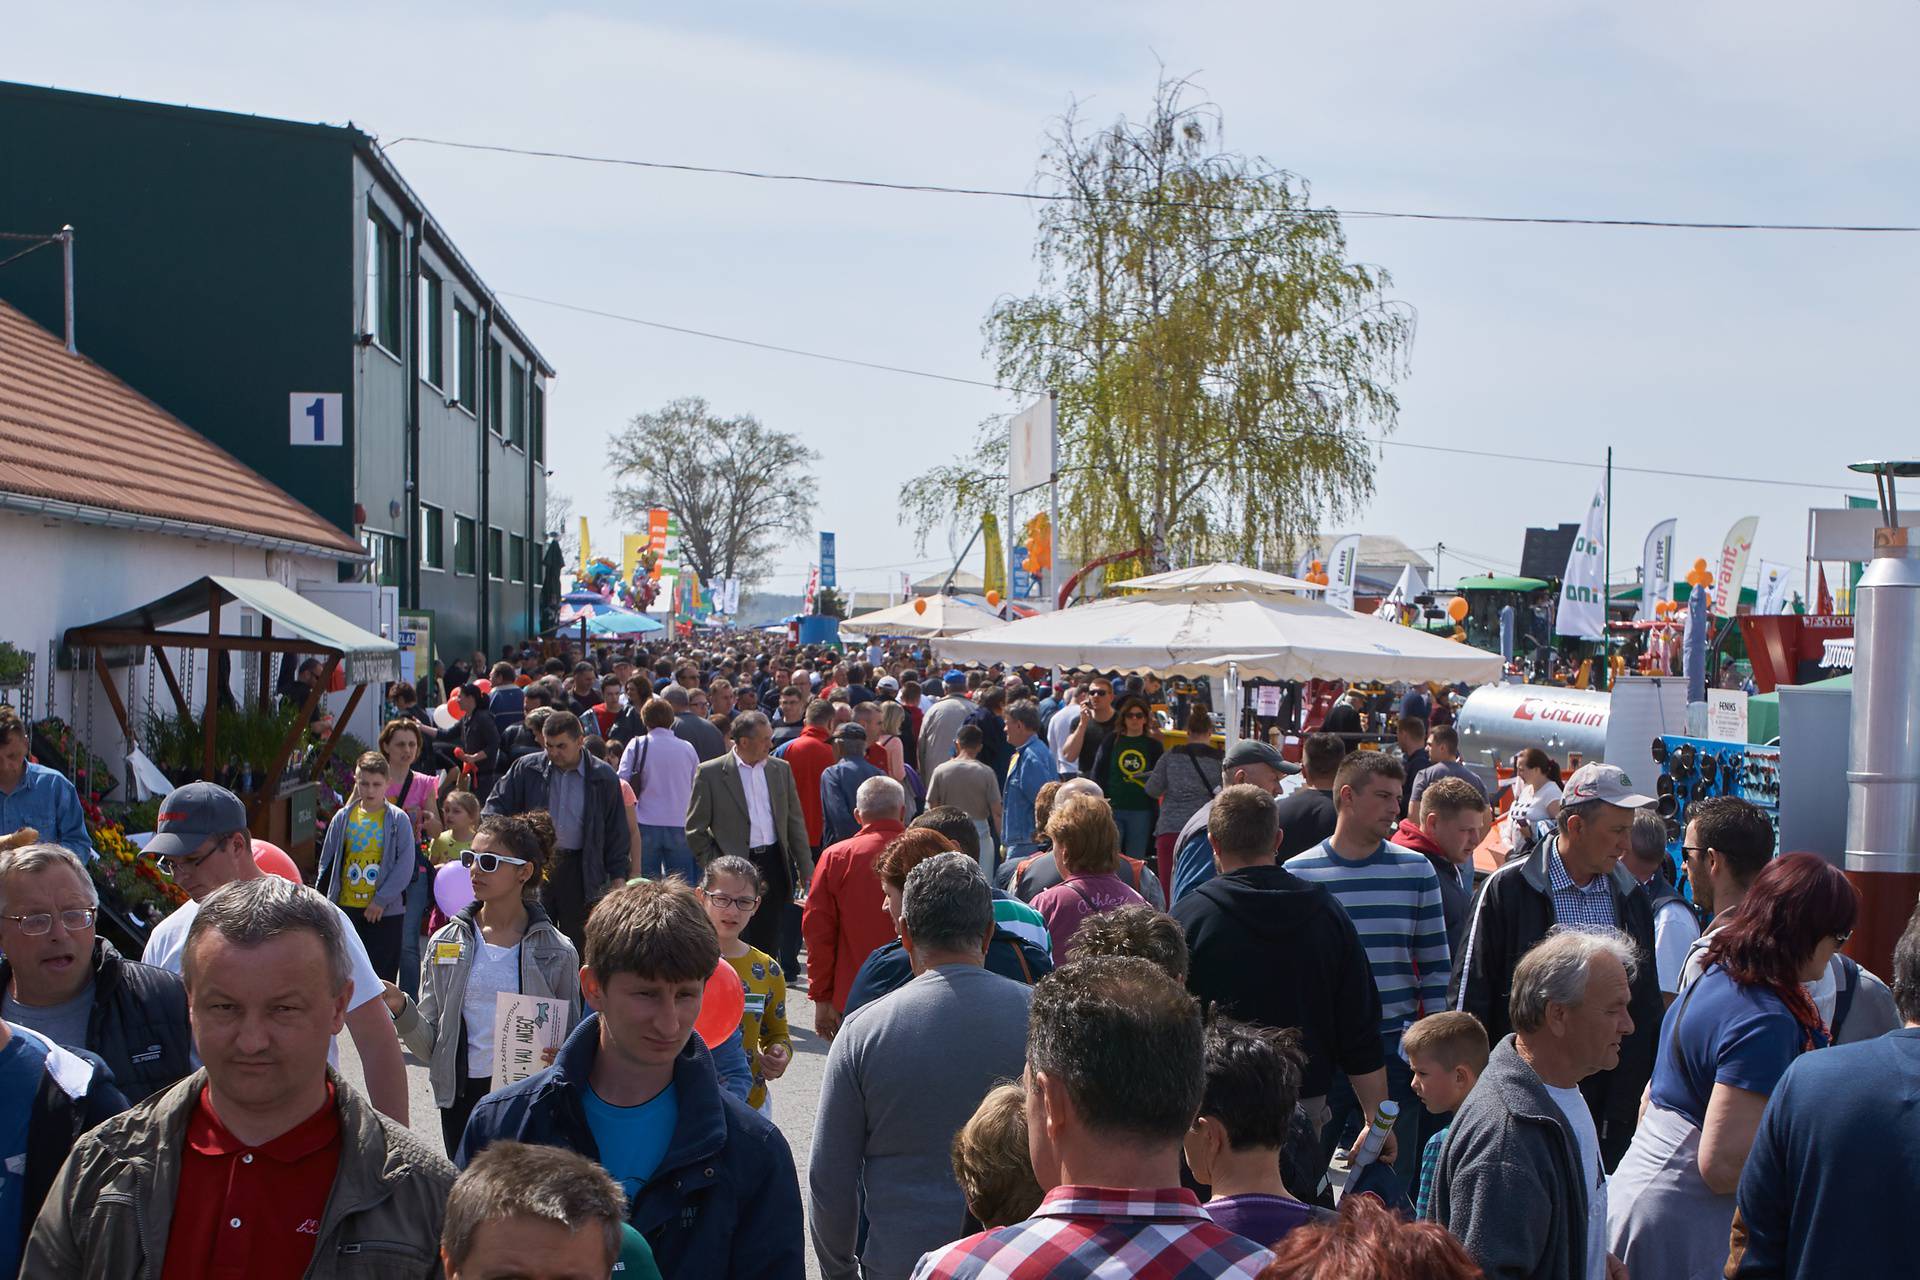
[0,298,363,557]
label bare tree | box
[607,397,819,588]
[543,489,575,541]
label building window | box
[508,360,526,449]
[486,339,505,436]
[454,515,477,576]
[487,527,505,580]
[361,530,401,587]
[454,304,477,411]
[366,209,401,355]
[421,270,444,388]
[530,381,546,462]
[510,533,527,582]
[419,504,444,569]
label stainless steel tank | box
[1844,524,1920,876]
[1455,683,1611,770]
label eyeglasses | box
[1123,710,1147,720]
[3,908,97,936]
[702,890,761,912]
[1679,845,1712,858]
[155,847,218,879]
[460,849,531,873]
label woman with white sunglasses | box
[382,811,581,1154]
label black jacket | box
[20,1029,129,1246]
[1450,835,1662,1168]
[457,1014,804,1279]
[1273,787,1338,859]
[461,707,503,795]
[484,751,632,892]
[0,938,193,1104]
[675,711,728,763]
[1172,864,1384,1098]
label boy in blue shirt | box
[1404,1010,1489,1221]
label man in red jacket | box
[803,774,909,1040]
[779,698,837,857]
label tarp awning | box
[1458,576,1552,593]
[65,575,400,684]
[843,594,1007,638]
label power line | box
[0,238,55,272]
[381,135,1920,235]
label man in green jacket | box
[23,875,454,1278]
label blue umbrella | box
[584,611,663,636]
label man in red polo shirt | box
[803,774,909,1041]
[24,875,454,1278]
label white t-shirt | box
[1649,897,1702,995]
[1543,1080,1608,1280]
[1506,779,1563,844]
[463,939,521,1078]
[1046,702,1082,776]
[144,893,384,1069]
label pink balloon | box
[251,839,300,883]
[434,859,476,918]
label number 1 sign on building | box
[289,392,343,446]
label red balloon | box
[694,958,746,1051]
[251,839,300,883]
[476,678,493,695]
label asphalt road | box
[339,960,834,1280]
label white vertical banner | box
[1375,564,1415,620]
[1293,547,1315,579]
[1325,534,1362,610]
[1637,518,1677,622]
[1754,560,1793,615]
[1711,516,1759,618]
[1555,485,1607,639]
[1007,396,1057,495]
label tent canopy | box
[938,587,1502,684]
[584,611,664,637]
[843,594,1006,638]
[65,575,399,684]
[1458,575,1552,593]
[1111,563,1323,594]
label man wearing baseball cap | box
[820,723,884,848]
[1451,761,1663,1168]
[139,781,410,1124]
[1164,738,1301,906]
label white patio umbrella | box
[841,593,1007,639]
[937,588,1501,685]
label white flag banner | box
[1755,560,1793,615]
[1637,518,1677,622]
[1711,516,1759,618]
[1555,485,1607,639]
[1375,564,1416,620]
[1325,534,1362,610]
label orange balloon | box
[1447,597,1469,622]
[445,698,467,721]
[695,957,747,1050]
[913,597,928,615]
[986,590,1001,607]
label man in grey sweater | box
[1434,927,1637,1280]
[809,852,1032,1280]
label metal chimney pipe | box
[58,225,75,354]
[1841,460,1920,977]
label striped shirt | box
[1285,839,1451,1036]
[992,892,1053,958]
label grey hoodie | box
[1433,1034,1589,1280]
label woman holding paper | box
[384,811,582,1155]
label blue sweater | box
[1731,1027,1920,1278]
[457,1013,804,1280]
[1285,839,1450,1036]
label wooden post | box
[202,583,221,780]
[151,645,190,719]
[258,619,274,710]
[247,652,339,822]
[311,682,365,781]
[92,647,135,752]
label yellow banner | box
[622,534,646,586]
[577,517,591,576]
[982,511,1006,597]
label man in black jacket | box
[1173,785,1390,1154]
[0,843,193,1103]
[485,711,631,950]
[1451,762,1661,1169]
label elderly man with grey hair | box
[663,680,727,762]
[1434,927,1637,1280]
[804,773,910,1038]
[809,853,1032,1280]
[1621,808,1701,1005]
[25,875,455,1278]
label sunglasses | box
[460,849,531,874]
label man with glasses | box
[1060,676,1119,781]
[138,782,410,1123]
[1,841,192,1101]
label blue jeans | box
[397,862,430,1000]
[1325,1028,1427,1195]
[641,823,700,885]
[1113,807,1153,860]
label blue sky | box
[7,1,1914,598]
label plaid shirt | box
[1546,845,1617,932]
[910,1186,1272,1279]
[1416,1125,1448,1220]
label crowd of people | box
[1,638,1917,1279]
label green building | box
[0,81,551,661]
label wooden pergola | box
[64,575,400,819]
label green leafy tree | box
[815,585,848,620]
[902,77,1414,573]
[608,396,820,588]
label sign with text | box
[819,532,837,588]
[491,993,570,1092]
[1253,686,1283,717]
[1706,689,1749,744]
[289,392,342,446]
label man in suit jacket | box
[686,710,813,956]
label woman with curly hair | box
[1608,851,1858,1279]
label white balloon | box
[431,704,456,731]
